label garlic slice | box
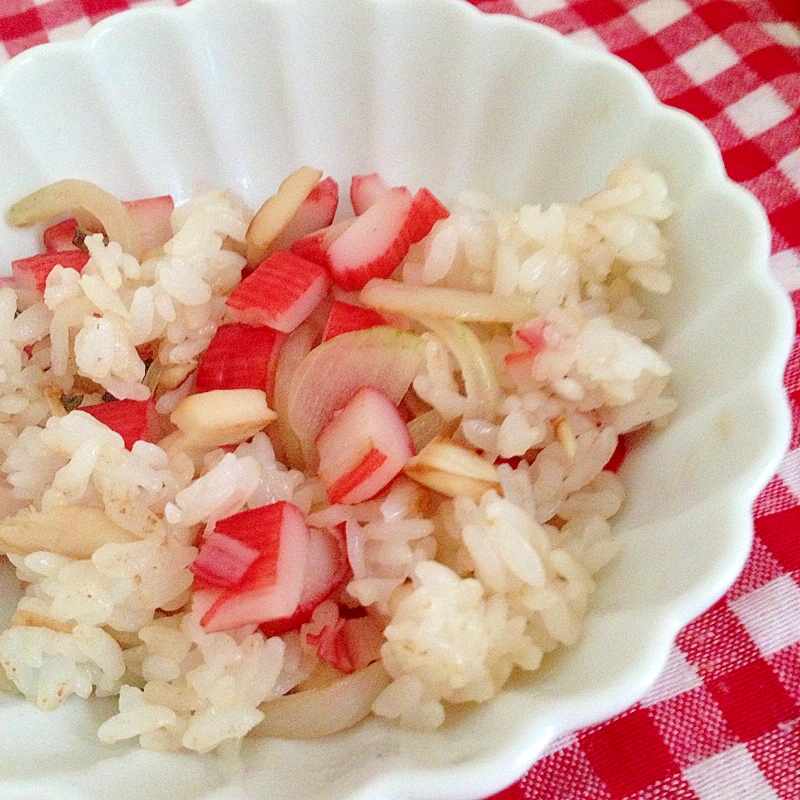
[403,436,502,502]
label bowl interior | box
[0,1,792,799]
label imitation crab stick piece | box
[196,501,311,632]
[195,323,285,399]
[11,250,90,294]
[225,250,331,333]
[321,300,387,341]
[42,218,80,251]
[316,386,414,505]
[190,530,261,590]
[349,173,390,215]
[81,398,157,451]
[306,606,386,674]
[258,525,351,637]
[293,186,414,291]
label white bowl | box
[0,0,793,798]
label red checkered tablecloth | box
[1,1,799,799]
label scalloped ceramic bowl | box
[0,0,793,798]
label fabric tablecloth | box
[1,1,799,798]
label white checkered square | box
[726,85,794,139]
[513,0,567,15]
[763,22,800,48]
[640,645,702,706]
[778,447,800,505]
[779,147,800,193]
[730,575,800,658]
[47,18,92,43]
[567,27,609,52]
[685,744,780,800]
[677,36,740,83]
[771,249,800,293]
[630,0,691,34]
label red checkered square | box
[665,84,724,118]
[722,138,774,181]
[37,0,86,30]
[748,724,800,800]
[509,740,612,799]
[579,708,681,796]
[696,0,751,32]
[706,658,799,742]
[649,685,739,767]
[79,0,132,15]
[755,505,800,573]
[771,198,800,252]
[726,536,787,601]
[617,36,674,70]
[573,0,627,27]
[626,773,700,800]
[745,44,800,81]
[676,600,762,679]
[753,472,800,518]
[767,0,800,22]
[1,6,43,38]
[770,641,800,706]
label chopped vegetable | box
[268,176,339,254]
[360,278,537,322]
[403,435,502,502]
[0,505,137,559]
[245,166,323,266]
[6,179,143,260]
[169,388,276,450]
[285,326,424,451]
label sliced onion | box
[406,407,451,451]
[252,661,391,739]
[422,318,500,420]
[7,179,142,260]
[272,319,318,470]
[285,327,425,452]
[360,278,535,323]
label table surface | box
[1,1,799,799]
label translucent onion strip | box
[360,278,535,323]
[253,661,391,739]
[422,318,500,421]
[7,179,142,261]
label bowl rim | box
[0,1,795,798]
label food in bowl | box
[0,161,676,752]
